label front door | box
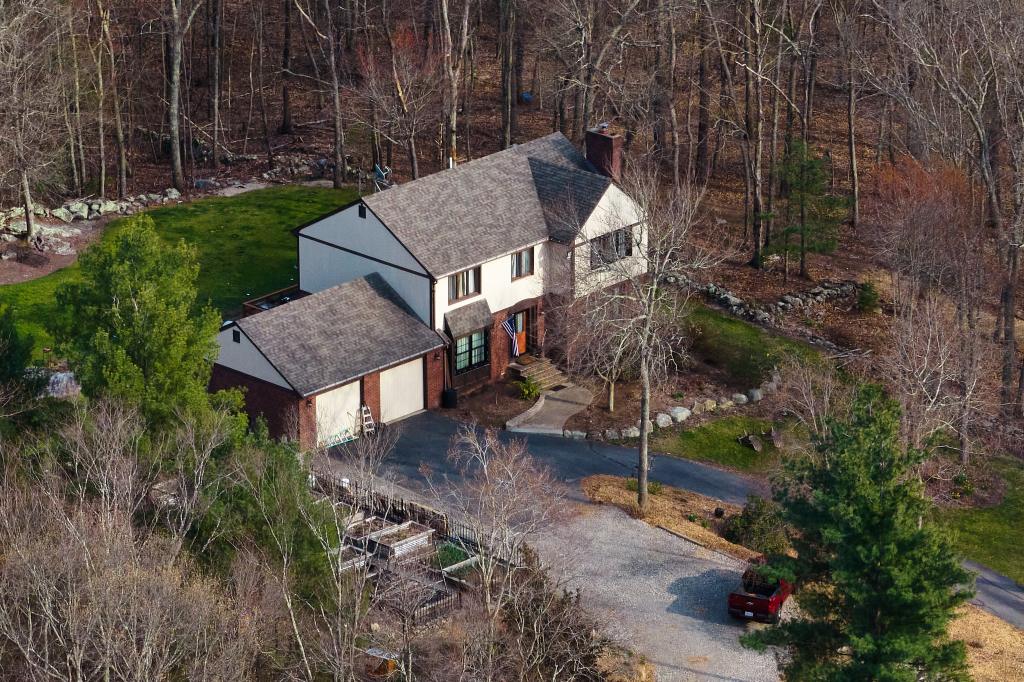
[510,309,529,357]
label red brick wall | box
[362,372,381,422]
[489,314,512,382]
[488,296,545,382]
[425,350,444,409]
[210,364,315,446]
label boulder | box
[635,419,654,434]
[670,406,691,423]
[738,433,764,452]
[702,399,717,413]
[98,199,120,215]
[655,413,673,429]
[562,429,586,440]
[5,220,28,235]
[747,388,763,403]
[194,178,219,190]
[67,202,89,220]
[732,392,748,405]
[604,428,620,440]
[165,187,182,200]
[718,397,734,410]
[1,250,15,260]
[621,426,641,439]
[51,207,74,223]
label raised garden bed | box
[347,516,396,547]
[366,520,435,559]
[334,544,370,572]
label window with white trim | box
[454,329,489,373]
[589,227,633,268]
[448,266,481,303]
[511,247,534,279]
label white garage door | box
[379,357,425,423]
[315,381,360,446]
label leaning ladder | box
[361,405,376,435]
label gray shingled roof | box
[444,299,493,338]
[362,132,611,276]
[236,274,443,397]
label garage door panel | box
[316,381,360,445]
[379,358,424,423]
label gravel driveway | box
[534,504,781,682]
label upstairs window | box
[511,247,534,279]
[590,227,633,269]
[448,266,481,303]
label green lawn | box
[934,458,1024,585]
[652,415,781,472]
[685,304,820,386]
[0,185,358,355]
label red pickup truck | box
[727,566,792,624]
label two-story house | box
[210,129,646,448]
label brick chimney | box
[585,125,623,182]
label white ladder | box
[360,404,376,435]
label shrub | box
[514,376,542,401]
[857,282,880,313]
[724,495,789,556]
[952,473,974,499]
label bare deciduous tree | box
[425,425,562,682]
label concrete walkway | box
[506,384,593,435]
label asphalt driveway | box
[382,412,1024,631]
[385,411,765,505]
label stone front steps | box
[508,356,569,391]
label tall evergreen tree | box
[772,139,845,280]
[750,386,972,681]
[52,215,221,424]
[0,305,32,384]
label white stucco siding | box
[434,241,548,333]
[299,237,432,323]
[215,327,292,390]
[315,381,360,445]
[301,203,426,274]
[573,185,648,295]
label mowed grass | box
[685,304,820,386]
[652,414,780,472]
[0,185,358,355]
[935,459,1024,585]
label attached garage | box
[212,275,445,448]
[379,358,425,423]
[315,381,360,446]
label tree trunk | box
[607,380,615,413]
[637,357,651,512]
[328,31,346,187]
[168,15,186,190]
[101,6,129,197]
[499,0,515,149]
[847,53,858,229]
[20,171,35,240]
[695,12,711,183]
[211,0,221,170]
[280,0,293,134]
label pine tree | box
[52,215,221,424]
[0,305,32,384]
[772,139,845,280]
[750,386,972,681]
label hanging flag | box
[502,317,520,357]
